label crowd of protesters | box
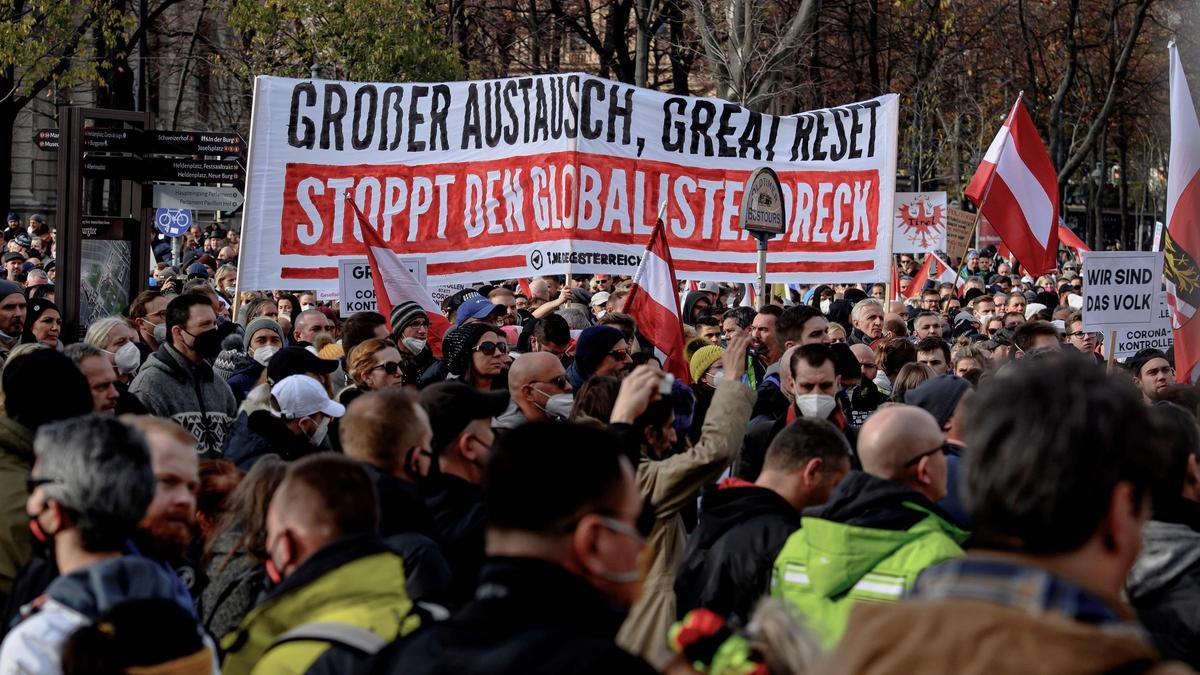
[0,213,1194,674]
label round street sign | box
[155,208,192,238]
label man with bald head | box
[770,405,967,647]
[221,454,422,673]
[495,352,573,428]
[292,308,336,348]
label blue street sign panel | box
[155,208,192,238]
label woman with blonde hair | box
[340,337,405,406]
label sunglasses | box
[533,375,569,389]
[474,341,509,356]
[371,361,403,376]
[905,443,948,468]
[25,475,57,493]
[607,348,630,360]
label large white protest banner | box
[892,192,947,254]
[239,74,899,290]
[1081,251,1164,332]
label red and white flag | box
[346,196,452,357]
[1166,42,1200,383]
[905,253,960,299]
[890,260,904,301]
[1057,221,1090,253]
[624,219,691,384]
[966,95,1060,275]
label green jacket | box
[0,413,33,599]
[770,471,967,647]
[221,536,421,675]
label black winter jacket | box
[366,557,656,675]
[222,409,324,469]
[1126,497,1200,669]
[674,480,799,623]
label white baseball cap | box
[697,281,721,293]
[271,375,345,420]
[590,291,611,307]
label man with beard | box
[125,416,203,599]
[0,281,25,365]
[0,416,201,636]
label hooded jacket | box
[220,536,420,675]
[681,291,709,325]
[616,377,755,668]
[1127,498,1200,668]
[674,479,799,623]
[770,471,966,646]
[129,343,237,458]
[369,557,656,675]
[0,415,32,601]
[0,555,197,674]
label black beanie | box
[3,349,92,430]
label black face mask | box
[187,328,223,360]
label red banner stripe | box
[672,260,874,274]
[282,254,530,280]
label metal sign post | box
[740,168,787,310]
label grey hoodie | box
[129,343,237,457]
[1127,518,1200,598]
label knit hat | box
[243,317,284,351]
[318,342,344,360]
[0,280,21,303]
[689,345,724,382]
[573,325,624,376]
[390,301,428,335]
[442,322,499,376]
[904,374,972,428]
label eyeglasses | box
[904,442,948,468]
[533,375,569,389]
[370,361,403,375]
[25,475,57,493]
[607,348,630,360]
[474,341,509,356]
[1064,331,1094,339]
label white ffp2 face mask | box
[795,393,836,420]
[820,299,832,315]
[252,345,280,367]
[111,342,142,376]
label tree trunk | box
[1117,127,1129,249]
[0,104,16,217]
[666,0,689,94]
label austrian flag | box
[1166,42,1200,383]
[965,95,1060,275]
[624,219,691,384]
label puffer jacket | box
[0,555,205,674]
[220,535,420,675]
[770,470,967,647]
[1127,497,1200,668]
[615,377,755,669]
[128,344,237,458]
[0,415,32,602]
[674,478,799,624]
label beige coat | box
[616,379,755,668]
[821,594,1196,675]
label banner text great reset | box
[240,74,899,289]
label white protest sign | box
[337,256,427,317]
[893,192,947,254]
[1113,292,1174,359]
[1081,251,1164,332]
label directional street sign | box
[152,185,244,212]
[144,130,244,157]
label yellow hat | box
[689,345,724,382]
